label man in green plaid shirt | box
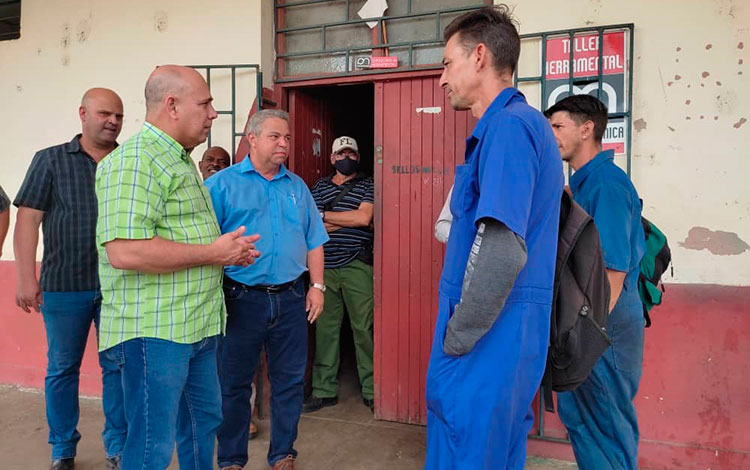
[95,65,259,470]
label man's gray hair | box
[245,109,290,136]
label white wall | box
[507,0,750,285]
[3,0,749,286]
[0,0,265,260]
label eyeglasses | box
[334,150,358,160]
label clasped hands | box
[213,226,261,267]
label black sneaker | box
[50,458,75,470]
[302,395,338,413]
[106,455,121,470]
[363,397,374,412]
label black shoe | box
[302,395,338,413]
[51,458,75,470]
[363,397,374,412]
[106,455,121,470]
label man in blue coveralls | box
[545,95,645,469]
[425,6,563,470]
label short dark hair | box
[544,94,609,143]
[443,5,520,75]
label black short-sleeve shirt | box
[14,135,103,292]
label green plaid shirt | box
[95,123,225,351]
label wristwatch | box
[311,282,326,292]
[320,211,325,221]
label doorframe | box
[276,69,444,420]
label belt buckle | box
[265,285,282,294]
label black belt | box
[226,275,301,294]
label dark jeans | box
[41,290,126,460]
[557,290,645,470]
[104,336,222,470]
[217,276,308,468]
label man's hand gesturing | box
[212,226,261,267]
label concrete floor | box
[0,336,577,470]
[0,384,577,470]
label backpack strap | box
[324,173,365,211]
[543,372,555,412]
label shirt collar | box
[471,87,525,138]
[65,134,83,153]
[570,149,615,193]
[239,155,289,180]
[65,134,119,157]
[141,122,189,161]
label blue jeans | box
[41,290,126,460]
[557,290,645,470]
[217,277,308,468]
[104,336,222,470]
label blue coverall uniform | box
[425,88,563,470]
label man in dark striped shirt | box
[13,88,127,470]
[304,136,376,413]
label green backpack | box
[638,217,672,327]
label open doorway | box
[287,82,374,184]
[286,82,376,416]
[283,72,473,424]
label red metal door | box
[287,87,336,186]
[374,74,476,424]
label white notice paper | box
[358,0,389,29]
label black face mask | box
[334,157,358,176]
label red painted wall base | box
[1,260,748,469]
[528,283,750,470]
[0,262,103,396]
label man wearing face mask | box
[304,136,375,413]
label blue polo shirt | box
[441,87,563,304]
[205,156,329,286]
[570,150,645,291]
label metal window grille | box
[274,0,490,82]
[187,64,263,154]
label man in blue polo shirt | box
[206,109,328,470]
[425,6,563,469]
[545,95,645,470]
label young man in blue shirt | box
[545,94,646,470]
[206,109,329,470]
[425,6,563,469]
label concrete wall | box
[0,0,265,260]
[507,0,750,286]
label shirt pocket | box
[162,170,217,241]
[450,164,473,219]
[283,191,304,226]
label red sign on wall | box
[545,32,625,79]
[370,56,399,69]
[544,31,628,153]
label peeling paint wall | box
[0,0,264,260]
[2,1,748,285]
[507,0,750,285]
